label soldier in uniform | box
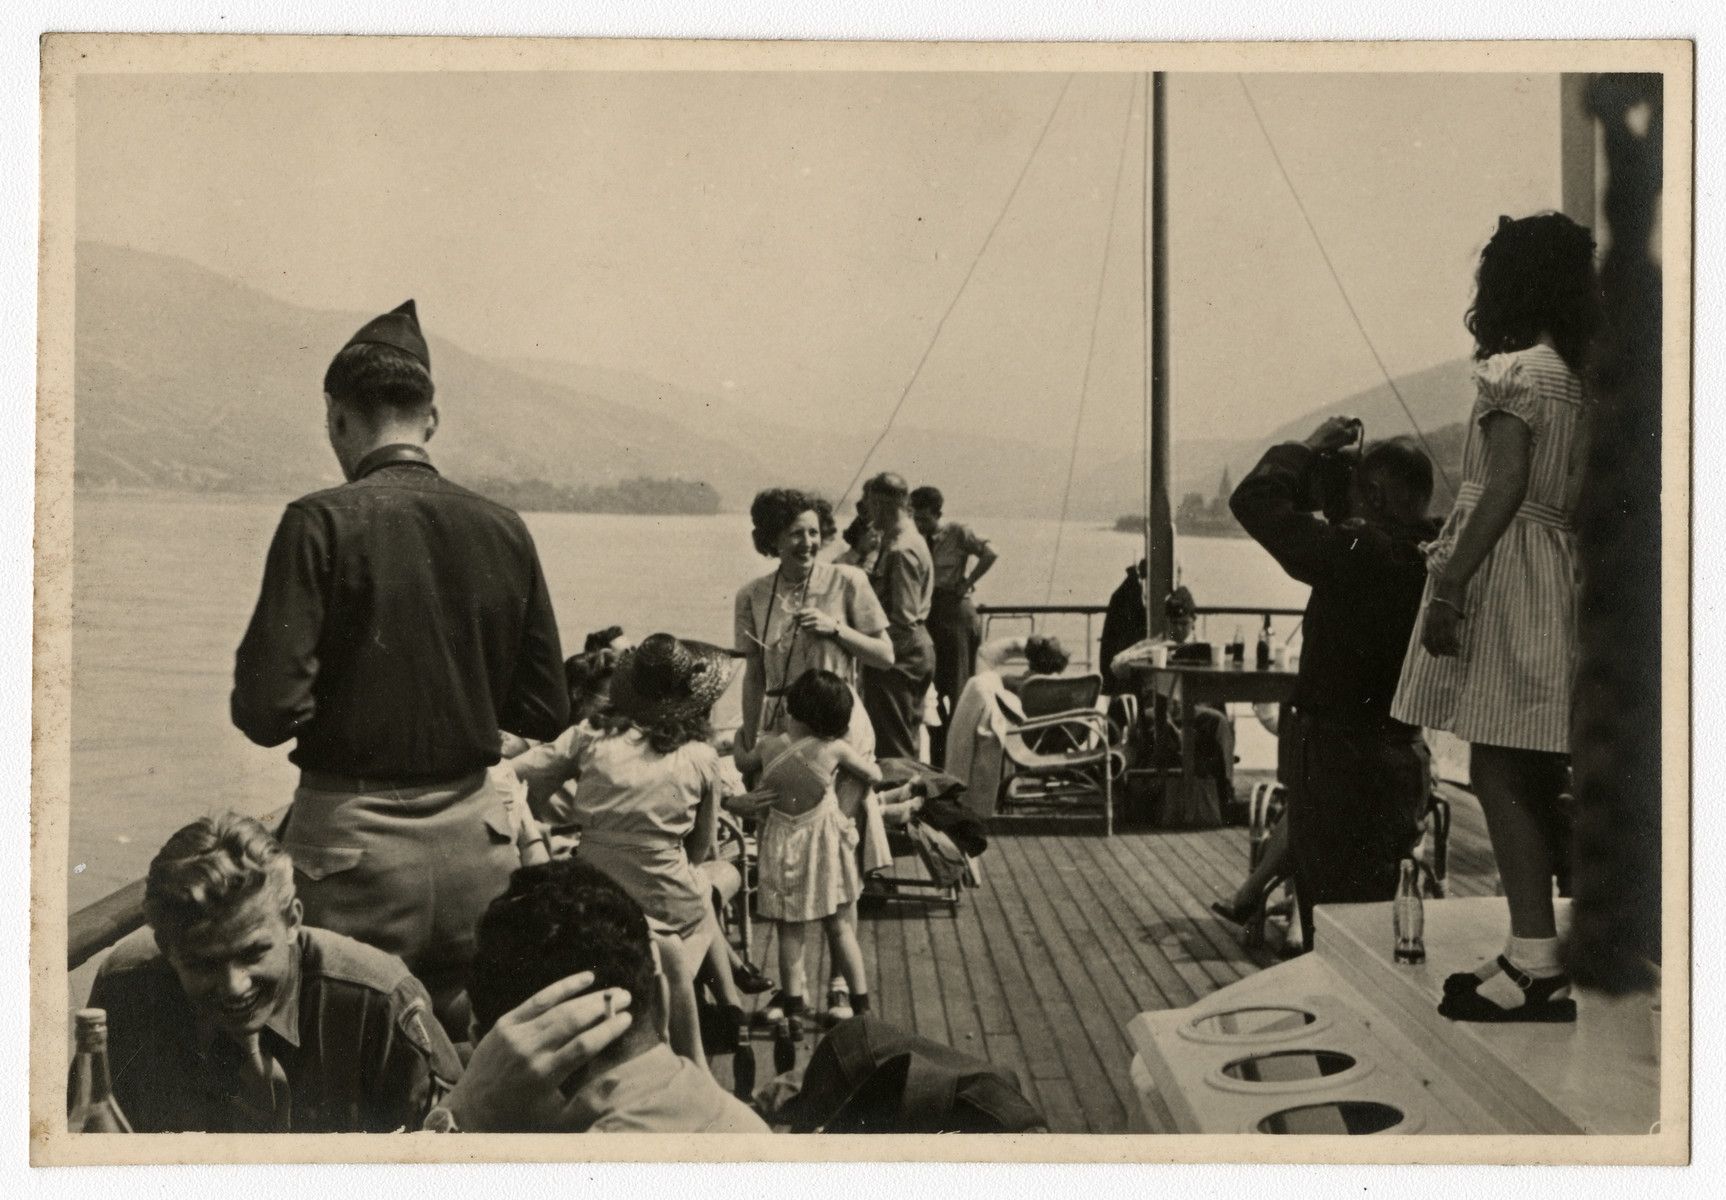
[231,300,569,1032]
[85,814,463,1133]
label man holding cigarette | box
[439,859,769,1133]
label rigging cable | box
[1235,75,1455,495]
[1046,76,1140,604]
[836,73,1076,509]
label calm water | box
[69,493,1309,910]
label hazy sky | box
[77,71,1560,448]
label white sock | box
[1475,935,1566,1009]
[1506,934,1563,977]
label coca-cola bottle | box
[67,1009,132,1133]
[1256,616,1274,670]
[1393,859,1426,965]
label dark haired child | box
[731,668,881,1047]
[1392,212,1601,1023]
[510,634,748,1070]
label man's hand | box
[1303,416,1361,455]
[442,972,632,1132]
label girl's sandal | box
[1437,955,1577,1023]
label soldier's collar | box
[353,443,436,480]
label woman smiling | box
[733,488,894,758]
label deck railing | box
[66,599,1314,973]
[977,603,1305,672]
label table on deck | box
[1123,661,1299,784]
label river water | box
[68,492,1310,910]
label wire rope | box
[836,73,1076,510]
[1235,75,1455,494]
[1046,76,1139,604]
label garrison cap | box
[341,300,430,369]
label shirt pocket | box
[287,844,366,882]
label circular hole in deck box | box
[1255,1100,1405,1135]
[1189,1007,1317,1037]
[1221,1049,1357,1085]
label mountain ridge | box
[74,242,1476,519]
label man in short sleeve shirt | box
[910,486,997,766]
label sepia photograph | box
[29,33,1691,1168]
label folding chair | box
[711,812,754,963]
[1238,782,1296,949]
[995,672,1114,836]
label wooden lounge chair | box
[994,672,1115,836]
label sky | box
[76,70,1561,448]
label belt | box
[1455,482,1572,531]
[298,768,485,795]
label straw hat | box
[608,633,744,725]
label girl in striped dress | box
[1391,213,1601,1023]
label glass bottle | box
[1256,616,1273,670]
[68,1008,133,1133]
[1392,859,1426,965]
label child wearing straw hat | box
[510,633,745,1070]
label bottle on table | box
[1392,859,1426,965]
[1256,616,1273,671]
[1228,625,1245,667]
[67,1008,132,1133]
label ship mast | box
[1143,71,1174,638]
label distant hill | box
[73,242,783,503]
[72,242,1477,520]
[1149,358,1477,519]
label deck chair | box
[710,812,755,962]
[995,672,1114,836]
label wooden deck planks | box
[900,905,953,1045]
[723,786,1497,1134]
[1037,829,1196,1011]
[1111,832,1260,988]
[987,834,1132,1132]
[1013,833,1175,1126]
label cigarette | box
[605,992,616,1020]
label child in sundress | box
[1391,213,1600,1024]
[731,668,879,1045]
[510,633,750,1069]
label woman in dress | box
[857,472,937,761]
[735,488,893,1024]
[734,488,894,760]
[1391,213,1601,1023]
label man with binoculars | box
[1229,416,1442,949]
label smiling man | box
[81,813,462,1133]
